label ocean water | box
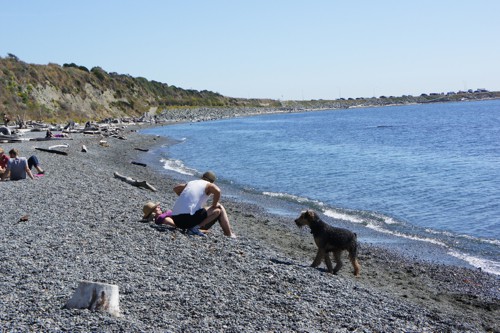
[141,100,500,275]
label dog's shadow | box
[269,258,334,274]
[269,258,315,270]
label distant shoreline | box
[153,96,500,124]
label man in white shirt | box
[171,171,236,238]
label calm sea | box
[141,100,500,275]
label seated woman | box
[142,202,176,227]
[0,147,9,179]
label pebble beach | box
[0,124,498,332]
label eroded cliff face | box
[28,83,131,120]
[0,56,240,122]
[1,58,148,121]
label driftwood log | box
[35,147,68,155]
[48,144,69,150]
[131,161,147,167]
[64,281,120,317]
[30,137,73,142]
[113,171,157,192]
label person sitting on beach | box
[3,113,10,126]
[170,171,236,238]
[46,130,69,138]
[0,147,9,179]
[4,148,44,180]
[142,201,176,227]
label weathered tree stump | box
[64,281,120,317]
[113,171,157,192]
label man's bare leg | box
[214,205,236,237]
[199,205,236,237]
[198,206,221,230]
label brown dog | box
[295,210,360,276]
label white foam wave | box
[374,214,399,225]
[160,158,196,176]
[365,224,448,247]
[425,228,455,237]
[425,228,500,246]
[323,209,364,224]
[324,208,450,247]
[447,250,500,276]
[263,192,325,207]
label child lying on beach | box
[142,201,176,227]
[46,130,70,138]
[142,201,211,236]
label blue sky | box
[1,0,499,100]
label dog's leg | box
[332,251,343,274]
[348,250,361,277]
[324,252,334,273]
[311,248,325,268]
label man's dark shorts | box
[172,208,207,229]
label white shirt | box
[172,179,210,215]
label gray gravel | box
[0,127,498,332]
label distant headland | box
[1,53,499,123]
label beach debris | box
[113,171,157,192]
[0,126,11,135]
[134,147,149,152]
[17,215,29,223]
[64,280,120,317]
[83,130,101,135]
[131,161,147,167]
[99,140,109,147]
[0,132,26,143]
[48,144,69,150]
[35,147,68,155]
[81,145,88,153]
